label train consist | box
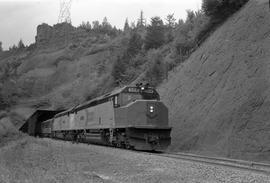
[39,84,171,151]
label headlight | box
[141,87,145,90]
[149,105,154,113]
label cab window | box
[141,92,160,100]
[122,93,142,106]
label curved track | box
[153,152,270,175]
[48,139,270,175]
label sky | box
[0,0,202,50]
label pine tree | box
[18,39,25,49]
[124,18,130,32]
[137,10,146,28]
[202,0,249,20]
[165,14,176,43]
[144,16,165,50]
[112,56,126,81]
[92,20,100,30]
[186,10,195,23]
[102,17,112,30]
[127,32,143,57]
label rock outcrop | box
[35,23,95,49]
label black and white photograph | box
[0,0,270,182]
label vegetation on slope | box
[0,0,249,121]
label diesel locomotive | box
[40,84,171,151]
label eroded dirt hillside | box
[159,0,270,162]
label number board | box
[128,87,140,93]
[127,87,154,94]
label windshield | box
[124,87,160,101]
[122,93,142,105]
[141,91,159,100]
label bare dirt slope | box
[159,0,270,162]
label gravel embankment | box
[0,138,269,183]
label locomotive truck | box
[40,84,171,151]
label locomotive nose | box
[144,101,168,128]
[147,103,157,119]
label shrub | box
[145,50,166,87]
[202,0,249,21]
[126,32,143,57]
[111,56,127,82]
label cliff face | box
[35,23,94,49]
[159,0,270,162]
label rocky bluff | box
[35,23,93,49]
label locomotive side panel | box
[73,109,88,130]
[84,100,115,129]
[53,116,61,131]
[53,115,70,131]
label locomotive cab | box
[113,85,171,150]
[117,86,160,107]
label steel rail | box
[153,152,270,175]
[44,138,270,175]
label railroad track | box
[46,139,270,175]
[153,152,270,175]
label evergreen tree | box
[112,56,126,82]
[165,14,176,43]
[178,19,184,26]
[130,22,136,29]
[92,20,100,30]
[102,17,112,31]
[9,44,17,51]
[137,10,146,28]
[79,21,91,31]
[202,0,249,20]
[126,32,143,57]
[144,16,165,50]
[18,39,25,49]
[186,10,196,23]
[124,18,130,32]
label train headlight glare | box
[149,105,154,113]
[141,87,145,90]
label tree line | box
[0,0,249,90]
[111,0,249,87]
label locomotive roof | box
[54,85,158,117]
[55,86,127,117]
[77,86,127,107]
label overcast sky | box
[0,0,202,50]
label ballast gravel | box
[0,137,269,183]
